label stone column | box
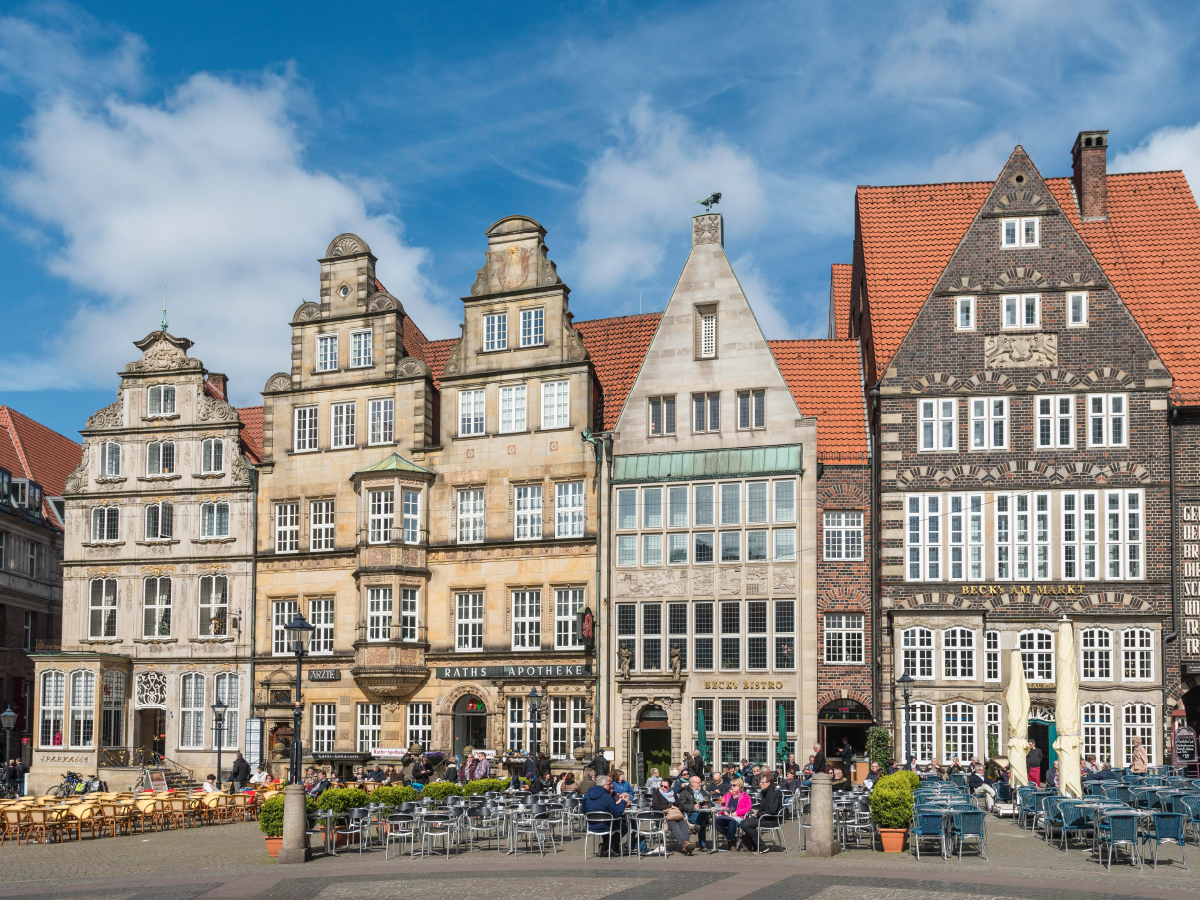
[806,772,839,857]
[277,783,310,864]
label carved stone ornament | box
[367,292,398,312]
[984,332,1058,369]
[693,214,721,246]
[470,257,490,297]
[231,452,250,486]
[125,337,200,373]
[442,326,465,376]
[565,323,589,363]
[264,372,293,393]
[396,357,429,379]
[293,302,322,323]
[134,671,168,709]
[64,455,88,494]
[772,568,796,595]
[329,235,365,257]
[87,398,123,430]
[493,245,533,291]
[692,569,715,595]
[198,394,240,423]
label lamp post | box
[283,611,315,784]
[898,671,914,770]
[526,687,543,761]
[1,706,16,784]
[211,697,227,790]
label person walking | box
[1026,739,1043,786]
[230,752,251,792]
[1130,736,1149,774]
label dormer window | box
[146,441,175,476]
[1002,217,1039,248]
[955,296,975,331]
[317,334,338,372]
[1002,294,1040,329]
[12,479,28,507]
[148,385,175,416]
[695,304,718,359]
[484,313,508,352]
[520,309,544,347]
[101,442,121,476]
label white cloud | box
[1,67,456,404]
[572,98,769,293]
[728,253,791,341]
[1112,120,1200,194]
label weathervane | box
[161,285,168,331]
[695,192,722,213]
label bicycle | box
[51,771,84,798]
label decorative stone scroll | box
[984,333,1057,369]
[198,394,239,422]
[264,372,293,393]
[87,399,123,430]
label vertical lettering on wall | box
[1184,504,1200,658]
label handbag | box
[665,805,685,822]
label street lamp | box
[211,697,227,790]
[283,611,315,784]
[898,671,914,770]
[0,706,17,780]
[526,687,543,760]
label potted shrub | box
[868,772,914,852]
[370,784,419,806]
[258,795,285,857]
[315,787,369,846]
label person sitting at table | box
[611,769,633,798]
[651,778,692,854]
[863,761,884,790]
[645,767,663,791]
[716,778,752,850]
[967,764,996,810]
[307,771,331,798]
[829,767,850,792]
[1081,754,1097,777]
[677,775,711,853]
[582,775,630,855]
[577,766,596,795]
[740,771,783,853]
[949,757,963,774]
[202,774,219,793]
[249,765,269,786]
[1046,760,1060,789]
[560,772,580,794]
[1084,762,1118,782]
[709,768,731,796]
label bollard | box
[806,772,840,857]
[278,783,311,864]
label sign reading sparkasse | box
[436,664,592,679]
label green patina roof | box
[353,452,435,477]
[612,444,803,484]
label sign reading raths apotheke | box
[436,664,592,679]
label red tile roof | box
[857,170,1200,395]
[237,406,264,465]
[829,263,853,339]
[769,340,869,458]
[574,312,663,430]
[203,376,226,401]
[419,338,458,390]
[0,406,83,522]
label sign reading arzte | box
[1184,504,1200,656]
[308,669,341,682]
[436,664,592,679]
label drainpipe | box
[603,433,614,751]
[1167,404,1178,644]
[868,386,881,735]
[248,467,259,763]
[581,429,609,758]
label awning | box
[612,444,803,485]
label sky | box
[1,0,1200,440]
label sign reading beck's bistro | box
[436,664,592,679]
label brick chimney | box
[1071,130,1108,220]
[206,373,228,399]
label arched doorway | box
[1028,705,1055,785]
[818,699,872,772]
[1183,685,1200,734]
[636,705,671,785]
[453,695,488,760]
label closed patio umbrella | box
[776,702,788,772]
[1053,618,1082,798]
[1007,647,1030,787]
[697,707,709,768]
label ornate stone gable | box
[125,331,202,373]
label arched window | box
[91,506,119,543]
[201,438,224,474]
[901,627,934,679]
[89,578,117,638]
[1080,628,1113,681]
[903,701,935,764]
[69,670,95,749]
[1082,702,1114,765]
[1018,629,1054,682]
[214,673,239,749]
[1122,703,1155,767]
[1121,628,1153,682]
[942,628,975,680]
[39,671,64,747]
[180,673,205,749]
[942,702,976,763]
[985,702,1002,758]
[101,671,126,747]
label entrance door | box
[453,695,488,760]
[638,729,672,783]
[1028,721,1051,785]
[138,709,166,761]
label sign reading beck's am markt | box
[1184,503,1200,656]
[436,664,592,679]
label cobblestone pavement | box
[0,816,1198,900]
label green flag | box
[776,703,788,769]
[697,707,709,765]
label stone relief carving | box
[492,246,533,291]
[367,292,398,312]
[984,333,1057,369]
[745,567,768,595]
[442,326,465,376]
[539,253,560,286]
[470,258,489,297]
[65,455,88,494]
[719,568,741,595]
[264,372,293,393]
[135,671,168,709]
[87,399,123,430]
[330,235,363,257]
[231,452,250,486]
[396,358,429,378]
[692,569,715,595]
[693,214,721,245]
[294,302,322,322]
[125,338,200,372]
[615,570,687,597]
[618,646,632,680]
[772,569,796,594]
[564,318,589,363]
[198,394,240,422]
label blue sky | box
[1,1,1200,439]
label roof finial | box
[161,285,168,332]
[695,192,722,213]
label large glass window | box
[515,484,542,540]
[1019,629,1054,682]
[512,590,541,650]
[720,601,740,670]
[555,588,584,649]
[774,600,795,669]
[368,588,393,642]
[904,702,935,764]
[1080,628,1112,681]
[143,577,172,637]
[457,489,484,543]
[408,703,432,751]
[179,673,204,749]
[747,601,768,670]
[272,600,297,655]
[198,575,228,636]
[200,501,230,538]
[1121,628,1153,681]
[89,578,117,638]
[1122,704,1154,767]
[330,402,356,449]
[101,671,125,748]
[694,602,714,670]
[456,592,483,651]
[484,313,507,352]
[556,481,585,538]
[40,671,64,747]
[358,704,381,753]
[311,598,335,654]
[68,671,95,749]
[402,490,420,544]
[901,626,933,679]
[824,613,863,664]
[369,489,394,544]
[541,381,570,429]
[942,703,976,764]
[369,399,394,445]
[1082,703,1114,765]
[313,704,336,753]
[943,627,975,680]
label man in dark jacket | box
[811,744,826,778]
[536,751,551,779]
[740,772,783,852]
[522,752,536,785]
[1084,763,1118,782]
[230,752,251,792]
[676,775,711,851]
[967,764,996,810]
[589,752,610,777]
[839,737,855,775]
[582,776,628,854]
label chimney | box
[1071,130,1108,220]
[207,373,228,399]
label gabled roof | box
[0,406,83,523]
[769,340,869,459]
[829,263,853,339]
[237,406,264,464]
[574,312,663,430]
[354,451,434,476]
[418,338,458,390]
[857,169,1200,395]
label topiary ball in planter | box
[869,772,914,852]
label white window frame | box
[330,401,356,449]
[401,489,420,544]
[985,701,1002,757]
[368,399,394,445]
[699,312,717,358]
[823,613,864,664]
[942,702,976,764]
[556,481,585,538]
[310,597,334,654]
[1104,489,1144,580]
[942,627,976,680]
[294,406,318,452]
[367,587,393,642]
[1002,294,1041,329]
[312,703,336,753]
[147,384,176,416]
[1122,704,1155,767]
[1019,629,1055,682]
[144,501,174,541]
[1001,217,1039,247]
[456,488,484,543]
[955,296,975,331]
[984,630,1000,682]
[456,592,484,651]
[511,589,541,650]
[69,672,95,748]
[198,574,228,637]
[692,392,720,432]
[40,671,65,748]
[1082,702,1114,765]
[179,672,204,750]
[357,703,381,753]
[649,395,676,436]
[201,438,224,474]
[515,484,542,540]
[350,329,373,368]
[317,334,338,372]
[145,440,175,476]
[310,499,335,551]
[458,389,486,437]
[499,385,527,433]
[407,703,432,751]
[483,312,508,352]
[142,576,172,637]
[920,398,956,451]
[823,511,863,560]
[905,494,942,582]
[736,390,766,430]
[1034,492,1051,580]
[89,577,117,638]
[904,701,935,764]
[272,600,297,656]
[213,672,239,749]
[200,501,230,539]
[275,502,299,553]
[400,588,418,641]
[555,587,584,649]
[101,441,121,476]
[1080,627,1113,681]
[520,308,544,347]
[969,397,1008,450]
[541,380,570,429]
[901,626,934,680]
[1088,393,1128,448]
[1121,627,1153,682]
[368,489,394,544]
[91,506,119,543]
[773,529,796,562]
[1068,291,1088,327]
[616,534,636,566]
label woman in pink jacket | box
[716,779,753,850]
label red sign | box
[580,608,595,645]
